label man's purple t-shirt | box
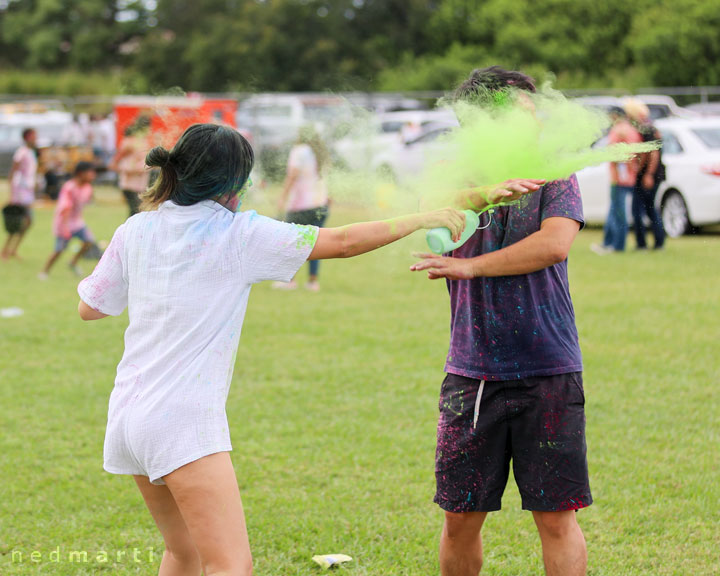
[445,175,584,381]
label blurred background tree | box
[0,0,719,94]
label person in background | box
[591,107,642,255]
[624,98,666,250]
[274,126,330,291]
[39,161,97,279]
[91,113,116,168]
[62,114,88,146]
[110,122,150,217]
[2,128,38,260]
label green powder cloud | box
[325,85,659,214]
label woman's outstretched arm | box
[309,208,466,260]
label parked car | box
[573,95,698,121]
[635,95,700,121]
[236,94,350,150]
[334,109,458,172]
[685,102,720,117]
[576,117,720,237]
[0,111,73,174]
[369,124,456,183]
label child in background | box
[39,161,96,279]
[77,123,464,576]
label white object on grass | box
[0,307,24,318]
[311,554,353,569]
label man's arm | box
[410,217,581,280]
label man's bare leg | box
[439,511,487,576]
[532,510,587,576]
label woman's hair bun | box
[146,146,171,168]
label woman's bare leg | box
[134,475,202,576]
[163,452,253,576]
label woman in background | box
[275,126,330,291]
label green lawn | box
[0,184,718,575]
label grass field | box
[0,184,718,575]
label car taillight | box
[701,165,720,176]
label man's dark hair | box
[453,66,537,105]
[22,128,35,141]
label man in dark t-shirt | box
[411,67,590,576]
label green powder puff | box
[417,84,660,209]
[321,84,660,215]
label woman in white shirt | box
[77,123,465,576]
[276,126,330,291]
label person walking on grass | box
[39,162,97,279]
[274,126,330,291]
[2,128,38,260]
[623,98,666,251]
[591,107,642,255]
[110,123,151,218]
[411,66,591,576]
[76,123,464,576]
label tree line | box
[1,0,719,94]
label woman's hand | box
[421,208,467,242]
[410,253,476,280]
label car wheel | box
[661,190,690,238]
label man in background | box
[624,98,665,250]
[591,106,642,255]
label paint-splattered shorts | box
[434,372,592,513]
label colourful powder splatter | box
[325,85,659,215]
[293,224,319,249]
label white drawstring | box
[472,380,485,429]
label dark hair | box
[452,66,536,106]
[74,161,96,176]
[142,124,254,210]
[22,128,35,141]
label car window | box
[691,128,720,149]
[248,105,294,118]
[381,121,405,133]
[647,104,671,120]
[659,130,683,154]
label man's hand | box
[642,173,654,190]
[461,179,545,211]
[410,253,476,280]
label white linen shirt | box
[78,199,318,484]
